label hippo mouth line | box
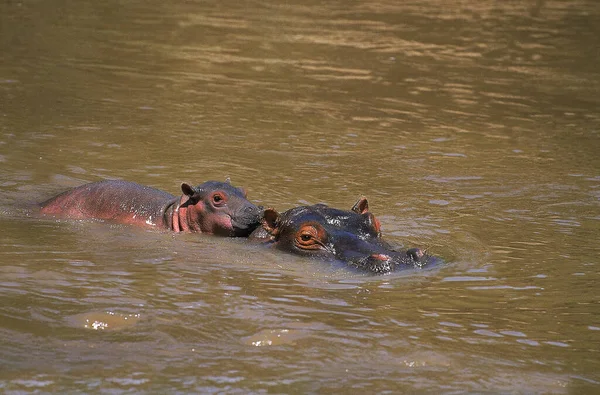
[343,252,428,274]
[230,216,261,237]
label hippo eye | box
[211,192,227,207]
[295,225,324,250]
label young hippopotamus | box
[40,179,261,236]
[249,197,433,274]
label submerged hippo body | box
[250,198,434,274]
[40,180,261,236]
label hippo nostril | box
[370,253,391,261]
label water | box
[1,0,599,392]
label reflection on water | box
[1,0,599,392]
[66,311,142,331]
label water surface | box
[1,0,599,393]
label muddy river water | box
[1,0,599,392]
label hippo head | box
[177,180,262,236]
[251,198,431,274]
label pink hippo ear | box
[181,183,195,197]
[262,208,281,235]
[351,197,369,214]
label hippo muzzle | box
[319,231,429,274]
[230,204,263,237]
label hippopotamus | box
[40,179,261,236]
[249,197,434,274]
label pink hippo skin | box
[40,180,261,236]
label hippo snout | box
[230,204,262,236]
[345,248,429,274]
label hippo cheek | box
[185,202,235,235]
[205,215,236,236]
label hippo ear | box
[261,208,281,235]
[181,183,196,197]
[351,197,369,214]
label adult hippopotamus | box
[250,197,434,274]
[40,179,261,236]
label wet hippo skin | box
[40,179,262,237]
[250,197,436,274]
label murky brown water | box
[1,0,599,392]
